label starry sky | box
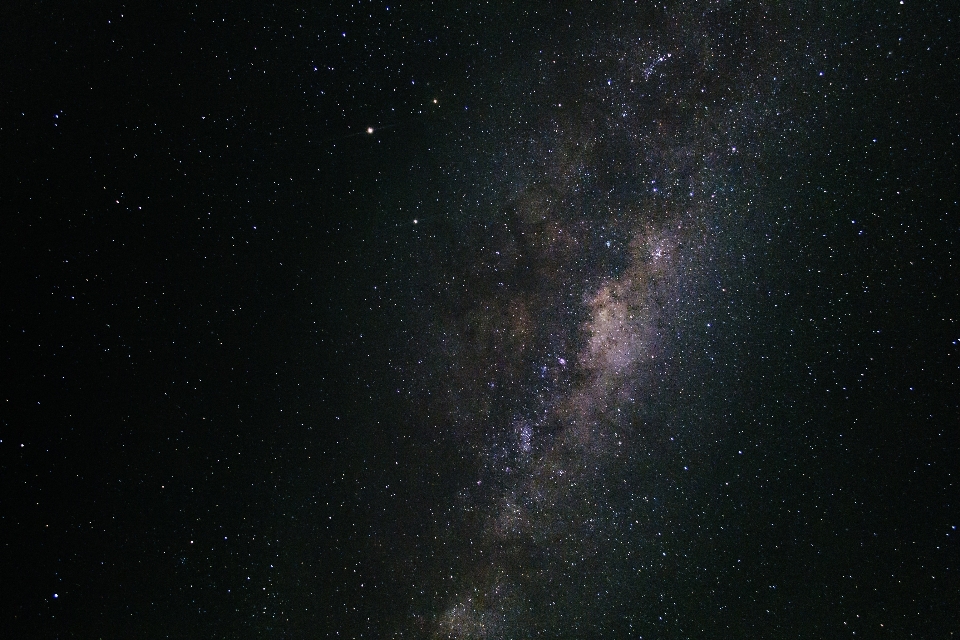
[4,1,959,637]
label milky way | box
[9,0,955,636]
[391,3,816,637]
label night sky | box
[4,1,959,638]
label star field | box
[3,1,958,638]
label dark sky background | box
[3,1,958,638]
